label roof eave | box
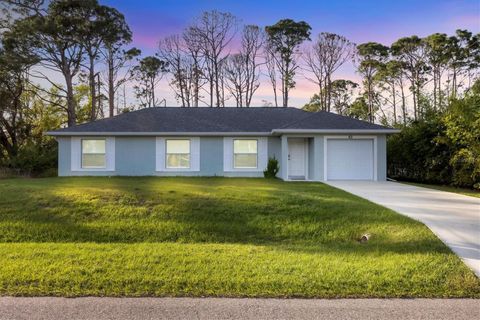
[271,129,401,134]
[45,131,273,136]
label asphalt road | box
[0,298,479,320]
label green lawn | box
[403,182,480,198]
[0,177,478,297]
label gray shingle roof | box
[278,111,390,130]
[48,107,396,135]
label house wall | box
[377,134,387,181]
[278,133,387,182]
[57,136,282,177]
[56,134,387,180]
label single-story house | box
[47,107,399,181]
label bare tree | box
[241,25,264,106]
[223,25,264,107]
[265,42,279,107]
[99,6,136,118]
[158,35,189,106]
[158,34,206,107]
[189,10,238,107]
[183,27,205,107]
[224,54,247,106]
[101,46,140,116]
[303,45,327,110]
[304,32,355,111]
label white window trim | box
[71,137,115,172]
[156,137,200,172]
[165,139,191,169]
[323,135,377,181]
[81,138,106,169]
[233,139,258,169]
[224,137,268,172]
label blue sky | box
[103,0,480,106]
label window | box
[234,139,257,168]
[166,139,190,168]
[82,139,106,168]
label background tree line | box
[0,0,478,188]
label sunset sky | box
[102,0,480,107]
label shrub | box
[263,157,280,178]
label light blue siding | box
[199,137,224,176]
[313,136,324,180]
[377,135,387,181]
[268,136,281,160]
[58,136,283,177]
[116,137,156,175]
[308,138,314,180]
[57,137,71,177]
[56,134,387,180]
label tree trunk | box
[411,79,417,121]
[151,77,155,108]
[108,50,115,117]
[214,60,220,107]
[65,72,76,127]
[89,54,96,121]
[392,82,397,125]
[273,82,278,107]
[400,78,406,126]
[326,75,331,112]
[433,66,437,111]
[438,72,442,109]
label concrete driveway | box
[325,181,480,277]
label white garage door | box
[326,139,374,180]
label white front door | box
[288,138,306,179]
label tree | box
[78,0,105,121]
[0,48,30,159]
[375,59,406,125]
[265,19,311,107]
[224,54,247,107]
[391,36,428,120]
[3,0,93,127]
[424,33,449,110]
[131,56,167,108]
[240,25,264,107]
[80,1,133,119]
[265,41,279,107]
[182,26,205,107]
[158,34,204,107]
[330,80,358,115]
[348,96,370,121]
[446,30,480,98]
[304,33,355,111]
[441,81,480,187]
[356,42,389,122]
[189,10,238,107]
[223,25,264,107]
[103,46,139,116]
[302,93,322,112]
